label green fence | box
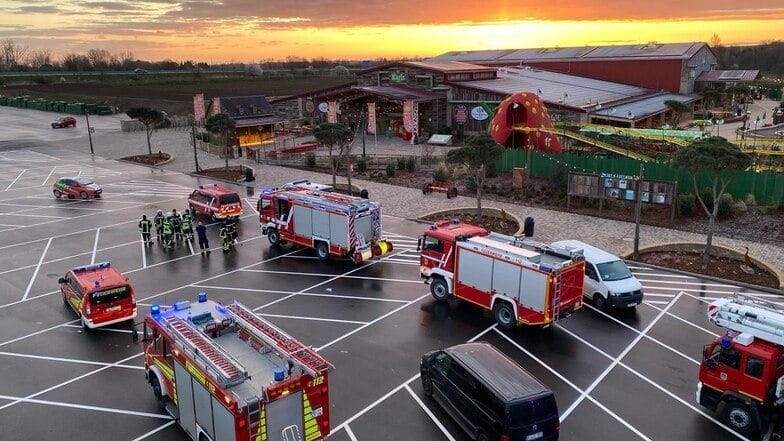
[496,150,784,205]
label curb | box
[417,206,525,236]
[117,152,175,168]
[186,170,256,190]
[626,260,784,296]
[623,241,783,292]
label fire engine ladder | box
[245,396,263,440]
[551,270,562,322]
[162,315,248,388]
[225,302,334,377]
[710,293,784,346]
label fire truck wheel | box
[593,293,607,311]
[493,302,516,329]
[53,189,62,198]
[430,278,451,301]
[150,375,166,409]
[80,191,88,199]
[722,402,757,435]
[476,432,489,441]
[267,229,281,246]
[421,374,433,397]
[315,241,329,260]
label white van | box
[551,240,643,310]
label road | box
[0,141,778,441]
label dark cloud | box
[17,5,61,13]
[84,1,140,10]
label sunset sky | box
[2,0,784,61]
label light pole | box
[85,111,95,155]
[753,116,761,149]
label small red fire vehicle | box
[419,220,585,328]
[59,262,137,329]
[188,184,243,221]
[134,294,333,441]
[53,177,102,199]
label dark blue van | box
[420,342,559,441]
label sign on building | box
[454,105,468,125]
[568,172,677,222]
[193,93,205,123]
[470,106,489,121]
[318,102,328,113]
[212,97,221,114]
[327,101,338,123]
[403,100,413,132]
[389,71,408,83]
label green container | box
[0,97,7,105]
[84,103,98,114]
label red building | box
[431,42,718,95]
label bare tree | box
[28,49,53,70]
[709,33,722,48]
[0,39,29,71]
[87,48,112,70]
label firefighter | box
[196,221,210,255]
[162,214,174,250]
[219,221,232,253]
[226,216,238,245]
[138,215,153,246]
[153,210,164,242]
[171,208,182,241]
[181,209,194,241]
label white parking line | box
[316,293,430,351]
[191,285,410,303]
[561,292,682,422]
[344,424,360,441]
[40,167,56,186]
[61,324,133,334]
[240,268,422,284]
[257,313,368,325]
[636,278,742,289]
[641,302,720,337]
[404,384,457,441]
[4,169,27,191]
[494,328,652,440]
[0,352,143,411]
[90,228,101,264]
[555,323,751,441]
[0,212,67,219]
[131,421,178,441]
[0,394,171,420]
[21,237,52,301]
[0,351,144,370]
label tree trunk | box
[476,170,483,217]
[346,157,353,196]
[191,126,200,172]
[146,127,152,156]
[331,153,337,189]
[703,213,716,266]
[224,129,229,169]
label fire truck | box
[418,220,585,329]
[134,294,333,441]
[258,187,392,263]
[698,293,784,436]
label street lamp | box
[85,111,95,155]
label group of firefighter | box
[138,209,239,254]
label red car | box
[187,183,243,221]
[52,116,77,129]
[59,262,137,330]
[53,177,102,199]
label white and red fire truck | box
[698,293,784,436]
[418,220,586,328]
[134,294,333,441]
[257,187,392,263]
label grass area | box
[0,72,353,115]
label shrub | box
[385,162,396,177]
[154,118,172,129]
[396,157,406,170]
[549,163,569,191]
[405,156,417,172]
[699,187,714,211]
[32,76,53,85]
[305,153,316,168]
[356,157,367,173]
[200,131,210,142]
[433,163,450,183]
[678,193,696,216]
[717,193,734,218]
[744,194,757,207]
[485,161,498,178]
[465,175,477,193]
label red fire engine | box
[188,184,243,221]
[58,261,137,330]
[418,220,585,328]
[258,187,392,263]
[134,294,333,441]
[698,293,784,436]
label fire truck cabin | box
[140,294,333,441]
[420,220,585,328]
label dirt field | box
[1,73,352,115]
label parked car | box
[552,240,643,310]
[53,177,102,199]
[51,116,77,129]
[421,342,560,441]
[187,183,242,221]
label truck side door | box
[421,236,445,269]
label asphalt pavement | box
[0,143,778,441]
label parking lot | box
[0,144,779,441]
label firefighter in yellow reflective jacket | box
[181,209,194,241]
[219,221,232,253]
[162,215,174,250]
[138,215,153,246]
